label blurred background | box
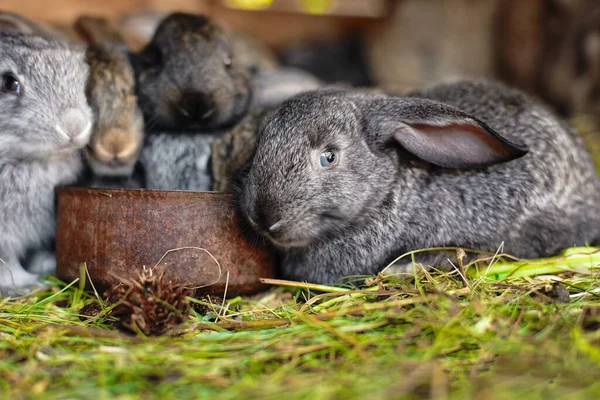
[2,0,599,166]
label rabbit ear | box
[74,16,124,46]
[0,13,36,34]
[368,98,529,169]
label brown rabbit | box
[74,16,144,180]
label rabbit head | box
[240,89,528,248]
[75,16,144,177]
[134,12,252,130]
[0,33,92,161]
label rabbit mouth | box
[84,149,137,177]
[89,161,136,177]
[168,102,222,130]
[244,214,315,248]
[265,222,320,248]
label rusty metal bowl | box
[55,187,275,296]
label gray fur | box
[139,108,263,191]
[140,131,219,191]
[239,80,600,284]
[0,33,92,295]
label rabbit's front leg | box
[27,250,57,275]
[0,255,42,296]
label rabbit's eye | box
[319,150,337,168]
[2,73,21,95]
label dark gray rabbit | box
[133,12,323,191]
[239,80,600,284]
[133,12,275,131]
[0,33,93,295]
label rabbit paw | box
[0,261,44,297]
[27,250,57,275]
[381,251,456,278]
[381,262,422,279]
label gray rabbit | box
[135,16,321,191]
[239,80,600,284]
[133,12,273,131]
[133,12,323,191]
[0,32,93,295]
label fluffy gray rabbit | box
[0,33,93,295]
[239,80,600,284]
[133,12,275,131]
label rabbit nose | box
[268,220,284,234]
[93,143,132,166]
[254,206,282,236]
[93,132,140,164]
[178,92,216,122]
[55,108,92,145]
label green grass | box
[2,247,600,399]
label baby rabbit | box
[134,12,275,131]
[74,16,144,186]
[0,32,93,295]
[239,80,600,284]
